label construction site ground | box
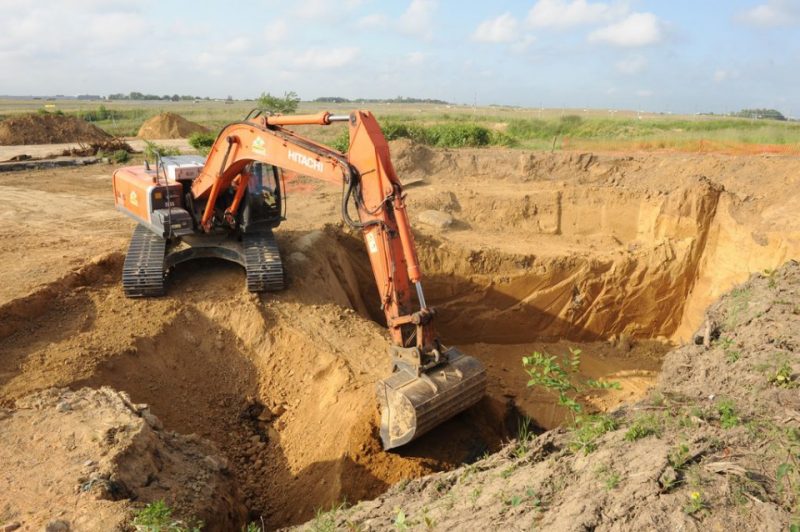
[1,140,799,530]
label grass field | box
[2,98,799,154]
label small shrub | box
[668,443,691,470]
[132,500,202,532]
[716,399,740,428]
[624,413,663,441]
[111,149,130,163]
[331,129,350,152]
[570,414,617,454]
[143,140,180,163]
[769,360,795,388]
[684,491,707,515]
[188,131,217,155]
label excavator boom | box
[112,109,486,449]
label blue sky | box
[1,0,799,115]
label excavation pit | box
[0,229,681,528]
[1,147,799,528]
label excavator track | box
[122,224,166,297]
[243,232,284,292]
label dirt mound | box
[0,387,246,530]
[0,113,111,145]
[301,262,800,531]
[137,112,209,139]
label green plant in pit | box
[669,443,692,470]
[470,487,482,507]
[624,413,664,441]
[684,491,707,515]
[716,399,740,428]
[725,286,752,328]
[770,360,796,388]
[523,348,619,421]
[514,416,534,459]
[718,336,741,363]
[595,464,621,490]
[132,500,202,532]
[393,508,408,532]
[310,501,348,532]
[570,414,618,454]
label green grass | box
[624,413,664,441]
[716,399,741,429]
[132,500,202,532]
[4,99,799,153]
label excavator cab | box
[241,162,282,234]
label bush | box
[111,149,130,163]
[188,131,217,155]
[257,91,300,114]
[426,124,492,147]
[331,130,350,153]
[143,140,180,162]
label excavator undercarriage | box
[112,110,486,450]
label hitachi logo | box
[288,150,323,173]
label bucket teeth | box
[376,348,486,450]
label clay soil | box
[0,142,799,530]
[137,112,209,139]
[0,114,111,145]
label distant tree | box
[734,108,787,121]
[257,91,300,114]
[315,96,350,103]
[171,94,180,102]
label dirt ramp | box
[0,387,246,531]
[137,112,209,139]
[0,113,111,145]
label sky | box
[1,0,799,115]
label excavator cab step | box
[376,347,487,450]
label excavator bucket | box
[376,348,487,450]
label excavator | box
[112,109,486,450]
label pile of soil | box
[137,112,209,139]
[0,114,111,145]
[306,262,800,531]
[0,387,246,530]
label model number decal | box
[366,232,378,254]
[288,150,323,173]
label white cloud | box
[264,19,289,42]
[472,12,520,43]
[399,0,437,39]
[356,13,389,29]
[294,47,360,69]
[526,0,625,30]
[737,0,800,27]
[291,0,365,20]
[588,13,663,47]
[636,89,653,97]
[713,69,740,83]
[511,35,537,53]
[406,51,427,65]
[616,54,647,74]
[221,37,250,54]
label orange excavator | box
[112,110,486,449]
